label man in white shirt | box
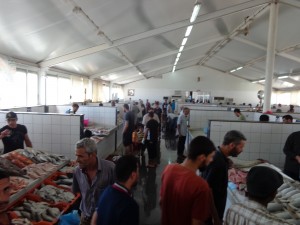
[176,107,190,163]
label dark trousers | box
[177,135,186,156]
[147,141,157,160]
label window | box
[46,76,58,105]
[27,72,38,106]
[58,77,71,104]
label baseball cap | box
[246,166,283,198]
[6,111,17,120]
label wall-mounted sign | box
[128,89,135,96]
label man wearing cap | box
[225,166,291,225]
[0,111,32,154]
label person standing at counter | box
[66,103,79,114]
[176,107,190,163]
[202,130,246,223]
[123,104,135,155]
[283,131,300,181]
[160,136,219,225]
[92,155,139,225]
[233,108,246,121]
[224,166,290,225]
[73,138,115,225]
[0,111,32,154]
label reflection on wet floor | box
[134,139,177,225]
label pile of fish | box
[4,152,33,169]
[53,174,73,190]
[11,218,32,225]
[22,162,58,180]
[20,149,67,164]
[11,199,61,222]
[265,181,300,224]
[59,166,75,174]
[34,185,75,203]
[10,177,31,195]
[0,157,26,176]
[228,168,247,190]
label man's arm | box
[123,121,129,134]
[24,134,33,148]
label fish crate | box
[8,193,65,225]
[47,171,73,191]
[32,181,80,213]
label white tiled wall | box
[56,105,117,128]
[190,110,255,129]
[209,120,300,169]
[0,112,81,159]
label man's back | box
[96,185,139,225]
[160,164,211,225]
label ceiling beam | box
[198,4,270,65]
[234,37,300,63]
[90,35,225,79]
[39,0,269,68]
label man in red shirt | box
[160,136,218,225]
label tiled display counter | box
[209,120,300,169]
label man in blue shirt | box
[91,155,139,225]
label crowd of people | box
[1,100,300,225]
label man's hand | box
[296,155,300,164]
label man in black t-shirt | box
[0,111,32,154]
[144,111,159,168]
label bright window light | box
[230,69,236,73]
[190,3,201,23]
[177,52,181,58]
[251,81,258,83]
[185,25,193,37]
[278,76,288,79]
[236,67,243,71]
[172,66,176,72]
[181,37,188,46]
[179,46,184,52]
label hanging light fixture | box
[190,1,201,23]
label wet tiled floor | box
[134,139,177,225]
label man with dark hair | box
[202,130,246,223]
[282,114,293,123]
[92,155,139,225]
[259,114,269,122]
[144,111,159,168]
[233,108,246,121]
[160,136,218,225]
[225,166,290,225]
[73,138,115,225]
[0,111,32,154]
[123,104,135,154]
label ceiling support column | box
[263,1,279,112]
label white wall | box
[124,66,265,105]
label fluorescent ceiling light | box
[174,61,178,66]
[278,75,288,79]
[175,57,179,62]
[179,46,184,52]
[230,69,236,73]
[139,72,142,75]
[258,79,265,83]
[190,2,201,23]
[181,37,188,46]
[177,52,181,58]
[172,66,176,73]
[236,66,243,71]
[185,25,193,37]
[251,81,258,83]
